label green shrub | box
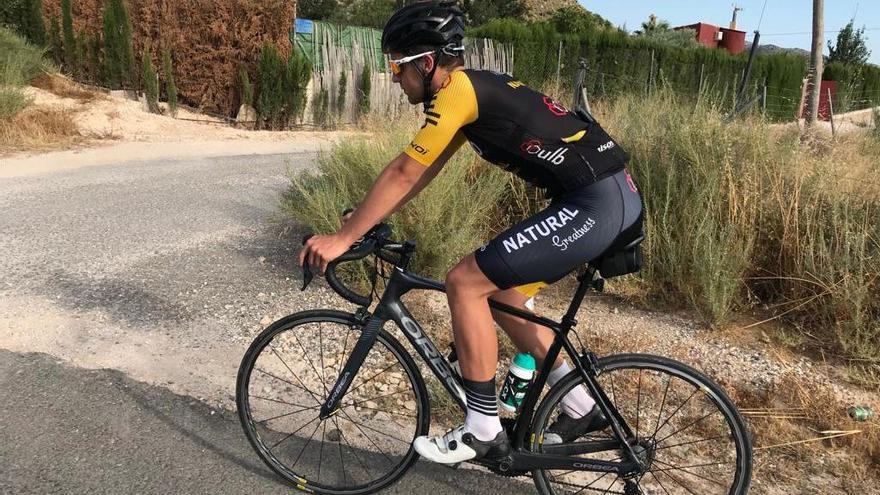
[256,43,284,129]
[141,45,159,113]
[601,87,880,361]
[0,0,45,46]
[162,48,177,116]
[335,70,347,118]
[102,0,135,89]
[0,26,50,85]
[281,122,510,282]
[239,66,253,108]
[358,63,371,117]
[61,0,75,70]
[284,48,311,124]
[0,86,30,119]
[311,86,329,128]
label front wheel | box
[236,310,430,495]
[531,353,752,495]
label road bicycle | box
[236,223,753,494]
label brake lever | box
[301,233,315,291]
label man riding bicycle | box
[299,1,643,465]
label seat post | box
[561,267,598,325]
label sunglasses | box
[388,50,435,75]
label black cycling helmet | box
[381,1,465,55]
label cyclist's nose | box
[392,72,402,84]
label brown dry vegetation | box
[41,0,295,114]
[30,73,104,104]
[0,107,81,155]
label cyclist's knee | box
[445,256,497,297]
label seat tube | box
[319,314,387,419]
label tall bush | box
[312,86,329,128]
[102,0,134,89]
[0,0,46,46]
[61,0,75,70]
[335,70,347,118]
[161,48,177,116]
[141,45,159,113]
[0,26,50,119]
[239,65,253,108]
[358,63,371,117]
[283,48,311,124]
[256,43,284,129]
[47,16,62,65]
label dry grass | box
[0,107,81,155]
[738,373,880,491]
[30,73,103,104]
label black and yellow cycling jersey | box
[404,69,630,197]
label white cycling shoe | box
[413,425,509,465]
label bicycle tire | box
[530,353,752,495]
[236,310,430,495]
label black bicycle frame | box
[319,262,646,474]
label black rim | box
[237,313,428,494]
[532,355,751,495]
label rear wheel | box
[236,310,430,495]
[531,354,752,495]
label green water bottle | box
[499,353,536,413]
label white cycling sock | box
[462,378,504,441]
[547,360,596,419]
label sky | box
[580,0,880,65]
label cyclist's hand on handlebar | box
[298,233,352,275]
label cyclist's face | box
[389,51,432,104]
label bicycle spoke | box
[635,369,642,439]
[600,474,620,495]
[349,403,417,419]
[318,421,326,484]
[269,415,319,450]
[339,409,396,466]
[549,475,624,494]
[339,410,412,446]
[291,331,330,400]
[333,416,348,486]
[319,324,328,396]
[250,394,311,408]
[654,434,728,452]
[574,471,611,494]
[291,417,323,470]
[648,387,699,444]
[255,403,319,425]
[342,389,411,409]
[338,424,375,481]
[346,361,401,397]
[652,375,672,440]
[266,348,323,405]
[654,408,722,446]
[254,366,319,403]
[656,466,702,495]
[648,470,673,495]
[652,458,731,487]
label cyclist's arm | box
[337,138,463,245]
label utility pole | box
[805,0,824,127]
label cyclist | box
[299,0,643,465]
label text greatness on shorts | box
[502,207,595,253]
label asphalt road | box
[0,153,536,494]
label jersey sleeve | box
[405,70,479,166]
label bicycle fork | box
[319,314,386,419]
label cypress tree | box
[142,44,159,113]
[103,0,134,88]
[239,66,253,108]
[162,48,177,116]
[61,0,74,70]
[257,44,284,129]
[283,49,311,124]
[0,0,44,45]
[358,64,371,117]
[335,70,347,118]
[48,16,63,65]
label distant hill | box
[522,0,581,20]
[746,42,810,58]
